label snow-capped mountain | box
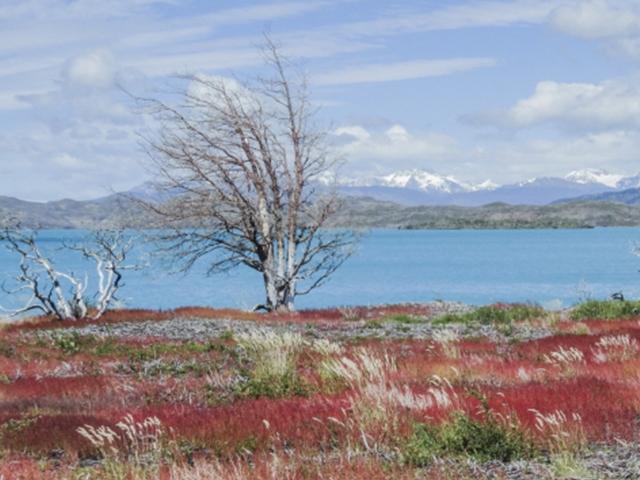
[335,169,496,194]
[471,180,499,192]
[564,168,624,188]
[335,168,640,206]
[616,173,640,190]
[372,170,471,193]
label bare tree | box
[137,39,357,312]
[65,230,142,319]
[0,225,140,320]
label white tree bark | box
[0,227,88,320]
[0,226,141,320]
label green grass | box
[402,412,536,465]
[236,371,309,399]
[382,314,423,324]
[570,300,640,320]
[433,304,544,326]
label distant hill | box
[0,193,147,229]
[554,187,640,206]
[3,191,640,230]
[328,197,640,229]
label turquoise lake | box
[1,228,640,312]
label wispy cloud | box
[329,0,559,38]
[315,57,497,85]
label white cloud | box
[467,79,640,130]
[53,153,85,169]
[333,123,640,184]
[315,57,497,85]
[385,125,411,142]
[471,130,640,181]
[334,124,457,174]
[550,0,640,39]
[185,73,263,113]
[334,125,371,142]
[547,0,640,60]
[64,50,116,89]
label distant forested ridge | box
[2,193,640,230]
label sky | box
[4,0,640,200]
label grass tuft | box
[571,300,640,320]
[403,411,536,465]
[433,303,544,326]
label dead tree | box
[138,39,357,312]
[65,230,142,319]
[0,226,139,320]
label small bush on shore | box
[433,303,544,326]
[571,300,640,320]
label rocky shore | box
[41,301,554,343]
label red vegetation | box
[3,306,640,476]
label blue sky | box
[3,0,640,200]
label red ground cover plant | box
[3,306,640,477]
[481,377,640,442]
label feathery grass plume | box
[529,409,586,454]
[319,348,396,389]
[542,346,585,366]
[432,330,460,359]
[320,349,458,446]
[426,375,458,409]
[307,338,343,356]
[529,408,587,476]
[338,306,360,321]
[77,414,165,479]
[592,334,639,363]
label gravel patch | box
[428,442,640,479]
[34,301,552,343]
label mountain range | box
[3,167,640,229]
[331,168,640,206]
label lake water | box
[1,228,640,312]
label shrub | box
[235,331,307,398]
[433,304,544,326]
[571,300,640,320]
[403,411,535,465]
[383,314,422,324]
[236,371,308,398]
[51,331,85,355]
